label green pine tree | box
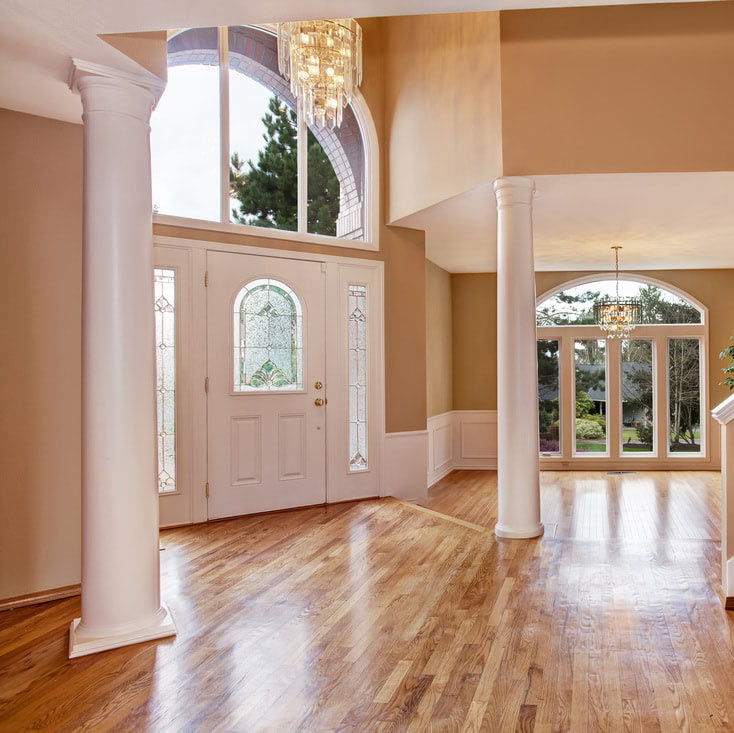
[230,96,340,236]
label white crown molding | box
[712,393,734,425]
[69,58,167,102]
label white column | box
[68,60,175,657]
[493,177,543,539]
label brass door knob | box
[314,398,324,407]
[314,381,323,390]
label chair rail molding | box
[712,393,734,605]
[427,411,498,487]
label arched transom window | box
[233,278,303,391]
[535,278,706,464]
[151,26,369,243]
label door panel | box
[207,251,327,519]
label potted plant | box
[722,336,734,391]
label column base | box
[495,522,544,539]
[68,602,176,658]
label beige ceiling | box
[396,172,734,273]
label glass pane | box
[155,269,176,493]
[621,340,654,454]
[348,285,368,471]
[233,279,303,391]
[668,338,702,454]
[229,27,298,232]
[574,340,607,454]
[537,280,702,326]
[151,45,221,221]
[538,340,560,455]
[307,128,340,236]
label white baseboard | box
[727,556,734,597]
[427,410,498,487]
[384,430,429,503]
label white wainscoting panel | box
[427,412,454,487]
[427,411,498,487]
[384,430,429,503]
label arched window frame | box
[535,274,710,465]
[153,26,379,253]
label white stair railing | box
[712,393,734,609]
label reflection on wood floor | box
[426,470,722,541]
[1,470,733,730]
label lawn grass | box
[575,442,607,453]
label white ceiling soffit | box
[405,172,734,273]
[0,0,713,124]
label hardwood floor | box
[1,471,733,731]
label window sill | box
[153,214,379,252]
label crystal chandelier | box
[277,19,362,130]
[593,246,642,339]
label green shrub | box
[636,424,653,446]
[587,413,606,429]
[575,391,594,418]
[575,418,604,440]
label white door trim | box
[153,234,385,523]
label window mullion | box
[219,26,230,225]
[297,113,307,233]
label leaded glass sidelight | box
[155,268,177,493]
[233,279,303,391]
[348,285,368,471]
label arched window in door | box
[233,278,303,391]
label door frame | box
[154,233,386,525]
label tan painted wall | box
[500,1,734,176]
[426,259,453,417]
[384,12,503,223]
[452,269,734,412]
[99,31,169,81]
[452,273,498,412]
[0,109,83,599]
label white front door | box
[206,250,327,519]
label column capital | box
[493,177,536,208]
[69,58,166,122]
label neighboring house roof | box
[538,362,650,402]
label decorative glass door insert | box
[233,278,303,391]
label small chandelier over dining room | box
[593,246,642,339]
[277,18,362,130]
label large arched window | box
[151,26,372,244]
[535,277,707,464]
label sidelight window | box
[348,285,368,471]
[155,268,177,493]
